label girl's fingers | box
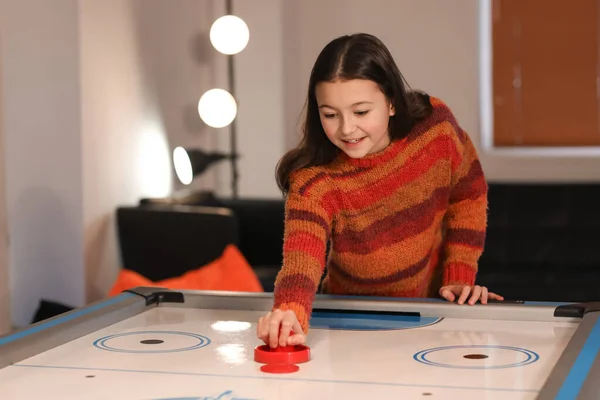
[489,292,504,301]
[278,312,296,347]
[468,285,482,305]
[480,286,489,304]
[457,286,471,305]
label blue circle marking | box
[93,331,211,354]
[413,345,540,369]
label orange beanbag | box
[108,244,263,296]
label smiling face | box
[315,79,395,158]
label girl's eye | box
[355,110,369,116]
[323,113,336,119]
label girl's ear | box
[389,102,395,116]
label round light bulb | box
[209,15,249,55]
[173,147,193,185]
[198,88,237,128]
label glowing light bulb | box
[198,88,237,128]
[173,146,193,185]
[209,15,249,55]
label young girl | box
[257,33,503,349]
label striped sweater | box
[273,96,488,333]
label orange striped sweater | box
[273,96,488,333]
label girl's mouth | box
[342,137,365,145]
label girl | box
[257,33,503,349]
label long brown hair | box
[276,33,432,194]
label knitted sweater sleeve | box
[442,111,489,287]
[272,169,334,334]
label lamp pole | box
[225,0,238,199]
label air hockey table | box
[0,287,598,400]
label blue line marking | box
[310,311,440,330]
[312,311,424,321]
[324,295,448,303]
[11,364,539,393]
[93,331,211,354]
[0,293,137,346]
[554,315,600,400]
[413,345,539,369]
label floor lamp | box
[173,1,249,199]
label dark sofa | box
[477,183,600,302]
[117,197,284,291]
[117,183,600,303]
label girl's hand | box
[439,285,504,305]
[257,309,306,348]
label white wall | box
[0,0,86,327]
[0,32,10,334]
[79,0,171,302]
[1,0,228,327]
[80,0,224,302]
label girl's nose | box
[340,116,357,135]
